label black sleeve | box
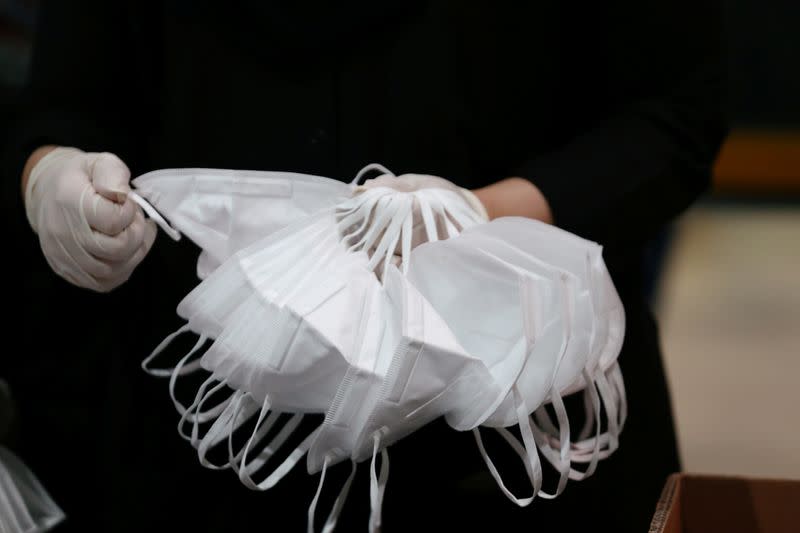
[518,0,728,248]
[3,0,154,232]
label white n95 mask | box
[439,227,598,492]
[469,219,627,461]
[407,236,579,502]
[132,168,351,278]
[202,250,379,414]
[309,266,498,532]
[459,218,625,475]
[0,446,65,533]
[140,209,348,426]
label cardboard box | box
[649,473,800,533]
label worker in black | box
[2,1,727,531]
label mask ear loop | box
[175,377,233,443]
[307,456,358,533]
[415,193,440,243]
[337,188,389,239]
[339,193,390,251]
[368,429,390,533]
[420,188,484,232]
[366,196,410,275]
[128,191,181,241]
[142,324,203,377]
[350,163,395,186]
[609,361,627,431]
[195,392,255,470]
[473,385,543,507]
[399,200,414,276]
[237,395,308,489]
[352,194,402,257]
[425,190,460,239]
[520,276,571,498]
[167,334,211,415]
[373,196,410,280]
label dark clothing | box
[4,1,726,531]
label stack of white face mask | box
[132,165,626,532]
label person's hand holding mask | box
[24,147,157,292]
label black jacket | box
[4,1,726,531]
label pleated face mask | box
[469,218,625,381]
[136,167,629,533]
[0,446,65,533]
[202,249,379,414]
[140,208,348,388]
[406,235,577,503]
[131,168,352,278]
[437,227,599,493]
[306,266,500,532]
[464,218,627,462]
[406,237,568,430]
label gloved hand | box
[24,147,157,292]
[360,173,489,222]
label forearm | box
[472,177,553,224]
[21,145,58,199]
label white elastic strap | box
[229,406,282,472]
[350,163,395,186]
[369,431,390,533]
[577,386,596,441]
[357,194,403,258]
[425,188,483,230]
[533,389,570,499]
[323,460,357,533]
[167,334,209,415]
[337,188,388,242]
[415,193,440,243]
[343,194,395,252]
[189,381,236,447]
[196,392,265,470]
[568,369,602,478]
[238,397,308,491]
[399,203,413,275]
[534,369,603,476]
[373,195,409,280]
[593,370,619,451]
[308,457,358,533]
[473,387,542,507]
[366,196,410,273]
[568,365,625,460]
[141,324,194,377]
[610,362,628,431]
[427,193,460,238]
[239,412,306,488]
[128,191,181,240]
[195,392,248,469]
[175,377,231,442]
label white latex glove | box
[25,147,157,292]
